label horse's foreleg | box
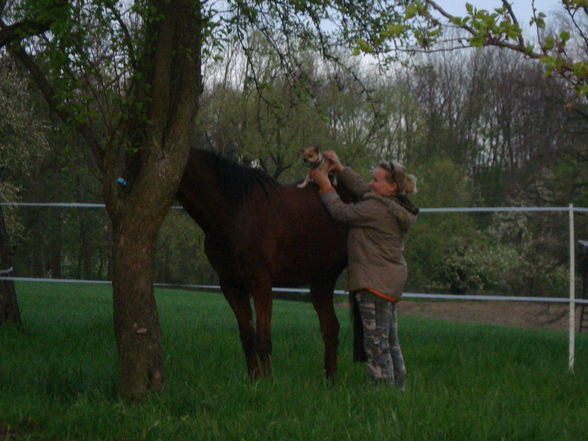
[251,279,274,377]
[310,280,340,383]
[220,280,261,379]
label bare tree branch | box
[0,0,67,48]
[0,19,52,48]
[502,0,525,47]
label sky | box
[440,0,564,29]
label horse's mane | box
[199,149,279,208]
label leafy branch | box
[349,1,588,97]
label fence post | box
[569,203,575,372]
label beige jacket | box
[320,167,417,299]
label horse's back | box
[234,182,349,286]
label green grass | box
[1,282,588,441]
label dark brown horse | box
[177,148,355,380]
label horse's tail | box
[350,291,367,362]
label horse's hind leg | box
[220,279,261,379]
[251,279,274,377]
[310,279,340,383]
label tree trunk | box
[0,206,21,328]
[111,213,165,400]
[104,0,202,400]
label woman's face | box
[369,167,397,196]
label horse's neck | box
[180,193,233,237]
[177,152,235,237]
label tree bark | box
[0,206,21,328]
[111,214,164,399]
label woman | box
[309,150,418,389]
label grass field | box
[1,282,587,441]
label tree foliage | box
[0,62,48,203]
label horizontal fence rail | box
[0,202,106,208]
[1,276,588,304]
[2,201,588,213]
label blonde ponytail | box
[404,174,417,194]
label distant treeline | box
[3,44,587,297]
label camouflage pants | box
[355,290,406,388]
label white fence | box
[1,202,587,370]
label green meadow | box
[1,282,587,441]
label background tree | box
[0,61,48,327]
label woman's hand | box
[323,150,345,172]
[309,168,332,191]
